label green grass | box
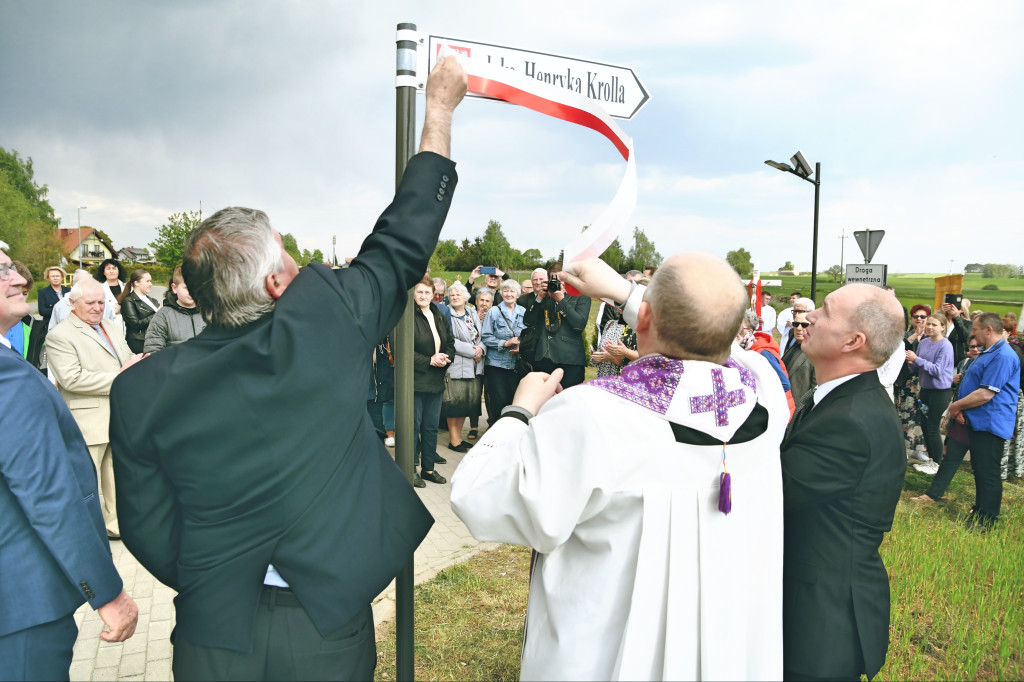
[375,469,1024,681]
[374,544,531,682]
[881,466,1024,681]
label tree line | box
[429,220,663,274]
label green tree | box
[825,264,843,282]
[726,248,753,279]
[478,220,515,269]
[309,248,324,265]
[600,238,625,273]
[625,227,662,272]
[521,248,543,269]
[150,210,201,266]
[0,147,57,228]
[429,239,460,274]
[779,260,796,271]
[282,233,301,262]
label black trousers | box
[919,388,953,463]
[173,588,375,681]
[0,613,76,681]
[925,437,970,500]
[484,365,519,423]
[532,359,586,389]
[969,428,1007,524]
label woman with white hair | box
[481,279,525,423]
[443,282,485,452]
[467,288,494,440]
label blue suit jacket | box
[0,351,123,637]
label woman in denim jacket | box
[481,279,525,423]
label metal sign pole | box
[394,21,418,682]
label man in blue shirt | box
[948,311,1021,529]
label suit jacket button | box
[440,181,447,189]
[438,187,445,195]
[436,194,443,201]
[442,175,450,182]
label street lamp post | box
[765,152,821,301]
[77,206,88,269]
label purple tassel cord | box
[718,471,732,515]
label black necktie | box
[785,391,816,442]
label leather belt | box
[260,585,302,608]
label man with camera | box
[518,267,592,389]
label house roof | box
[58,228,115,256]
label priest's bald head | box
[638,252,747,364]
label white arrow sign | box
[420,34,651,120]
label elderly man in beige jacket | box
[47,278,143,537]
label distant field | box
[431,270,1024,320]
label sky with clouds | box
[2,0,1021,274]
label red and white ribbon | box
[439,45,637,276]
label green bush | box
[982,283,999,291]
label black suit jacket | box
[110,152,454,653]
[519,292,592,366]
[37,285,69,323]
[780,371,905,679]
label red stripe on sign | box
[468,75,630,161]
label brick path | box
[70,420,493,681]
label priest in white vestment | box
[451,254,789,681]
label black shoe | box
[434,455,448,464]
[467,429,478,440]
[413,474,426,488]
[422,471,447,484]
[448,441,471,454]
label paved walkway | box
[70,419,494,681]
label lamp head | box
[764,160,794,172]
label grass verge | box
[375,544,530,682]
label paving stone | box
[89,666,119,681]
[69,658,94,681]
[92,645,121,669]
[150,601,173,622]
[149,619,172,643]
[118,652,146,677]
[145,657,173,681]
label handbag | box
[498,307,534,378]
[938,407,951,436]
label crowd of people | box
[1,53,1022,682]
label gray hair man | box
[107,56,468,680]
[452,254,790,679]
[780,283,906,680]
[47,278,141,537]
[0,242,138,679]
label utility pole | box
[839,229,849,284]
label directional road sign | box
[846,263,888,287]
[853,229,885,263]
[422,34,650,119]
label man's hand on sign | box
[558,258,631,305]
[425,56,467,115]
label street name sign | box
[853,229,885,263]
[846,263,888,287]
[421,34,650,119]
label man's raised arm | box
[418,56,467,159]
